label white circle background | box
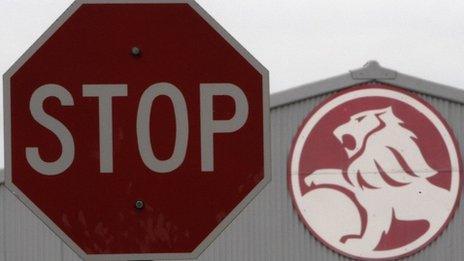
[290,88,460,259]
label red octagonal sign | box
[3,1,270,260]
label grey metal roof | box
[271,61,464,108]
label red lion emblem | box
[288,84,461,260]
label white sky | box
[1,0,464,168]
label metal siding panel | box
[0,187,6,261]
[61,242,82,261]
[3,188,62,261]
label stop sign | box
[3,1,269,260]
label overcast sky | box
[1,0,464,168]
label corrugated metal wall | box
[0,91,463,260]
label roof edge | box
[271,61,464,108]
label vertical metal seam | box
[2,187,6,261]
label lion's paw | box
[343,238,367,250]
[342,237,375,252]
[304,174,319,187]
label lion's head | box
[334,107,437,188]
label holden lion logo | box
[288,84,461,260]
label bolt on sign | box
[288,83,462,260]
[3,1,270,260]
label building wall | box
[0,91,463,260]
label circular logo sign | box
[288,84,462,260]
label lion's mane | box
[345,109,437,189]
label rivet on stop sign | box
[135,200,144,210]
[131,46,141,57]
